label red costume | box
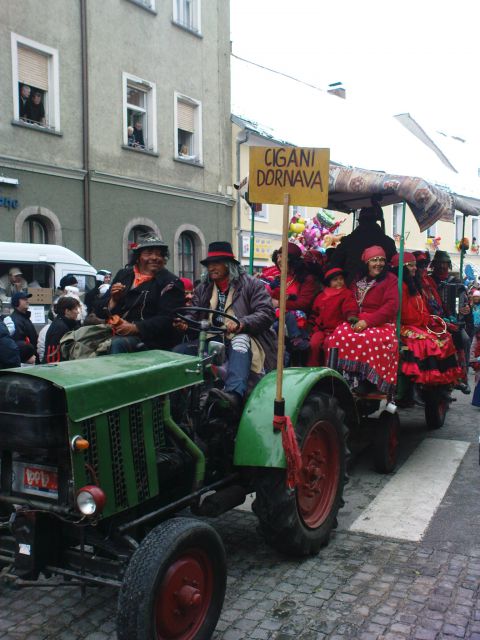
[307,287,358,366]
[269,274,317,313]
[399,283,462,386]
[326,271,399,394]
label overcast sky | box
[230,0,479,143]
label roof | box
[231,56,480,219]
[0,242,96,271]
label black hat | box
[132,237,169,254]
[11,291,32,307]
[200,241,239,266]
[59,274,78,290]
[431,250,451,264]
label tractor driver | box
[174,241,277,414]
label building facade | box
[0,0,233,278]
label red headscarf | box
[361,246,386,263]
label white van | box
[0,242,97,324]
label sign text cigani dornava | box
[249,146,330,207]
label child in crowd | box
[306,267,358,366]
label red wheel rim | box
[154,549,213,639]
[297,420,340,528]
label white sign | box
[30,306,46,324]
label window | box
[127,225,155,262]
[472,218,478,250]
[249,203,268,222]
[175,94,202,163]
[129,0,155,9]
[455,214,464,243]
[173,0,201,33]
[123,73,157,152]
[392,204,403,237]
[22,216,48,244]
[178,232,196,281]
[11,33,60,130]
[426,223,437,239]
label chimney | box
[327,82,346,99]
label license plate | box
[12,462,58,499]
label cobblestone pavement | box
[1,389,479,639]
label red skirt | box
[326,322,398,394]
[400,325,463,386]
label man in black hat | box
[174,241,276,412]
[4,291,38,363]
[97,237,184,353]
[329,203,397,284]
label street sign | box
[248,146,330,206]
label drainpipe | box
[235,129,250,258]
[80,0,91,261]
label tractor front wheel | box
[253,392,348,557]
[117,517,226,640]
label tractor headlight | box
[76,485,106,516]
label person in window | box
[174,241,277,414]
[326,245,399,396]
[127,126,135,147]
[25,90,45,125]
[0,267,28,303]
[43,296,81,363]
[132,122,145,148]
[19,84,31,120]
[97,237,184,353]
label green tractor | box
[0,310,355,640]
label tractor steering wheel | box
[174,306,241,334]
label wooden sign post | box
[248,146,330,484]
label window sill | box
[122,145,159,157]
[125,0,157,14]
[12,120,62,136]
[171,20,202,38]
[174,156,204,168]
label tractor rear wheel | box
[253,391,348,557]
[117,517,226,640]
[424,387,449,430]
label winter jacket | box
[191,273,277,371]
[9,309,38,350]
[97,266,185,350]
[43,315,80,363]
[310,287,359,333]
[0,322,21,369]
[330,221,397,284]
[354,272,399,327]
[269,274,317,313]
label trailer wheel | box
[117,517,226,640]
[373,411,399,473]
[253,392,347,557]
[424,387,449,430]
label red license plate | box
[23,466,58,494]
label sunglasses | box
[368,257,386,263]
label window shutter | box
[18,46,49,91]
[177,101,195,133]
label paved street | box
[0,382,479,639]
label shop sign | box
[0,194,19,210]
[242,235,278,260]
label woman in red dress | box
[326,245,399,395]
[392,252,462,386]
[306,267,358,366]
